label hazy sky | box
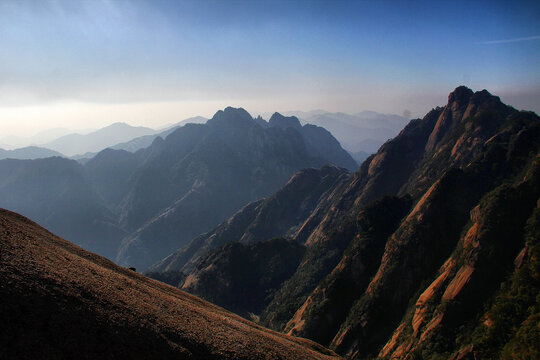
[1,0,539,137]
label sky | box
[1,0,539,137]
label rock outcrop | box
[276,88,540,358]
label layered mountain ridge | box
[0,107,356,272]
[282,110,409,153]
[1,86,537,359]
[0,146,64,160]
[149,87,540,359]
[44,122,157,157]
[151,165,351,275]
[115,107,356,270]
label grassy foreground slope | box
[0,209,340,360]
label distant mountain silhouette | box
[286,110,409,153]
[115,107,356,270]
[348,150,370,165]
[0,146,64,160]
[44,122,156,156]
[0,208,339,360]
[0,127,91,149]
[160,115,209,131]
[70,117,209,162]
[0,157,125,258]
[150,87,540,359]
[267,113,358,170]
[110,116,208,153]
[0,107,355,274]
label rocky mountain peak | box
[425,86,514,153]
[254,115,269,127]
[469,89,505,109]
[269,113,302,130]
[217,106,253,120]
[446,87,507,117]
[447,85,474,105]
[208,107,255,128]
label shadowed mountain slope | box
[0,157,125,259]
[267,113,358,171]
[0,208,341,360]
[115,108,356,270]
[181,238,306,318]
[150,165,350,275]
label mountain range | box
[43,122,157,156]
[0,108,356,272]
[115,109,357,270]
[148,87,540,359]
[73,116,209,161]
[0,127,94,150]
[0,117,209,162]
[110,116,208,152]
[0,146,64,160]
[1,87,538,359]
[0,110,400,161]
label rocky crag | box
[151,87,540,359]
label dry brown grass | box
[0,209,341,360]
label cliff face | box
[375,160,540,359]
[148,87,539,359]
[276,88,540,358]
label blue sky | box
[1,0,539,136]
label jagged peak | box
[447,87,505,110]
[207,107,255,129]
[424,87,506,153]
[448,86,474,105]
[211,107,253,122]
[470,89,502,106]
[269,112,302,129]
[253,115,269,127]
